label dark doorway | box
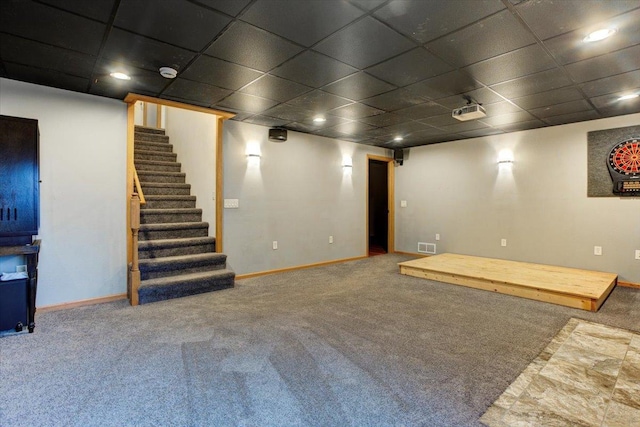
[368,159,388,255]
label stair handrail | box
[133,169,146,205]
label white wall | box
[396,113,640,283]
[223,121,386,275]
[0,78,127,306]
[164,107,217,234]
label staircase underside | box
[134,125,234,304]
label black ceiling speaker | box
[394,149,404,166]
[269,128,287,142]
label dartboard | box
[608,138,640,176]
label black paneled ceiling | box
[1,0,639,148]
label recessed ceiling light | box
[159,67,178,79]
[393,136,403,142]
[583,28,616,43]
[313,117,326,123]
[618,93,639,101]
[110,72,131,81]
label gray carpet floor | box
[1,254,639,427]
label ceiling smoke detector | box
[159,67,178,79]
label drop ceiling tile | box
[364,127,396,138]
[394,102,450,120]
[359,113,412,127]
[229,112,254,121]
[180,55,262,90]
[271,51,358,88]
[206,21,304,72]
[402,127,448,141]
[241,0,364,47]
[512,87,585,110]
[286,90,352,112]
[262,104,315,122]
[349,0,387,10]
[162,79,232,106]
[103,29,198,73]
[298,115,351,128]
[463,44,557,86]
[216,92,279,113]
[497,120,546,133]
[366,48,453,87]
[240,75,311,102]
[382,121,432,135]
[580,70,640,98]
[0,34,96,78]
[0,1,106,55]
[162,95,212,109]
[479,111,536,126]
[3,62,90,93]
[39,0,116,22]
[361,89,430,111]
[329,120,376,136]
[92,62,169,97]
[543,110,601,126]
[438,120,489,133]
[243,115,291,127]
[459,128,503,138]
[192,0,252,16]
[426,10,536,67]
[284,122,319,133]
[565,44,640,83]
[314,16,414,69]
[529,99,593,118]
[405,71,482,101]
[590,92,640,110]
[418,113,459,128]
[543,9,640,65]
[598,100,640,117]
[323,72,396,101]
[114,0,230,51]
[482,101,523,116]
[328,103,385,119]
[435,88,505,109]
[374,0,505,43]
[489,68,574,99]
[515,0,638,40]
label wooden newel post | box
[130,194,141,306]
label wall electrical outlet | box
[272,241,278,250]
[501,239,507,247]
[594,246,602,256]
[224,199,239,209]
[400,200,407,208]
[435,233,440,241]
[16,265,27,273]
[635,249,640,260]
[329,236,333,244]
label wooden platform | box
[398,253,618,312]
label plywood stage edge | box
[398,253,618,312]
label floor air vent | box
[418,242,436,254]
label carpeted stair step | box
[140,208,202,224]
[142,195,196,209]
[137,171,185,184]
[138,269,235,304]
[135,159,182,173]
[139,252,227,280]
[139,222,209,240]
[135,132,170,144]
[135,149,177,162]
[134,141,174,153]
[138,236,216,259]
[140,182,191,196]
[135,126,165,135]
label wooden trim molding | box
[124,93,235,119]
[37,293,127,313]
[395,251,430,258]
[235,256,368,280]
[126,102,135,266]
[618,280,640,289]
[215,116,224,252]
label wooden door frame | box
[123,94,234,267]
[366,154,395,255]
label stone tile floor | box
[481,318,640,427]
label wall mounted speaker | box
[394,149,404,166]
[269,128,287,142]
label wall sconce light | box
[246,142,261,165]
[342,155,353,169]
[497,150,514,165]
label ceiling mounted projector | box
[452,103,486,121]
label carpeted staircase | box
[134,125,234,304]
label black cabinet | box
[0,115,40,246]
[0,278,28,332]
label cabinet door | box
[0,116,39,237]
